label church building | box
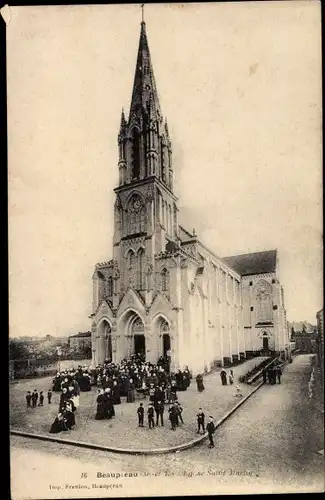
[90,21,290,374]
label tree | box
[9,341,30,360]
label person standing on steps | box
[262,368,267,384]
[206,416,216,448]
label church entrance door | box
[134,335,146,357]
[130,316,145,360]
[163,334,171,357]
[263,335,269,350]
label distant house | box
[288,320,317,353]
[68,332,92,351]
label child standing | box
[26,391,31,408]
[137,402,144,427]
[47,389,52,404]
[175,401,184,424]
[147,403,155,429]
[38,391,44,406]
[197,408,205,434]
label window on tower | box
[127,249,136,286]
[137,248,145,290]
[161,268,170,293]
[132,128,141,180]
[107,276,113,297]
[127,194,145,235]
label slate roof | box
[222,250,277,276]
[69,332,91,339]
[178,225,194,242]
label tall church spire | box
[129,21,161,123]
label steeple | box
[116,19,174,193]
[129,21,161,124]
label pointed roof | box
[129,22,161,122]
[222,250,277,276]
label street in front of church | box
[10,355,324,496]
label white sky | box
[8,2,322,337]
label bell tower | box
[112,20,179,306]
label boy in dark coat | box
[38,391,44,406]
[175,401,184,424]
[137,402,144,427]
[47,389,52,404]
[154,400,164,426]
[31,390,38,408]
[168,404,178,431]
[206,416,216,448]
[147,403,155,429]
[197,408,205,433]
[26,391,31,408]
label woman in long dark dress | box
[64,404,76,429]
[126,379,135,403]
[49,413,68,433]
[220,369,227,386]
[112,381,121,405]
[196,373,205,392]
[103,388,114,419]
[95,389,105,420]
[59,387,70,412]
[170,381,178,402]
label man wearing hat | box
[147,402,155,429]
[206,416,216,448]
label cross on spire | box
[141,4,144,24]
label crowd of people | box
[23,354,284,447]
[52,366,92,392]
[262,364,282,385]
[93,355,192,398]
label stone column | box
[144,321,155,364]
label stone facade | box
[90,21,290,374]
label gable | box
[95,299,114,322]
[117,288,146,317]
[150,292,173,319]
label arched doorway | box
[262,333,269,350]
[130,316,145,359]
[97,319,112,365]
[155,317,171,357]
[104,322,112,362]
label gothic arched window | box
[107,276,113,297]
[161,268,170,293]
[127,249,136,286]
[132,128,140,180]
[137,248,145,290]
